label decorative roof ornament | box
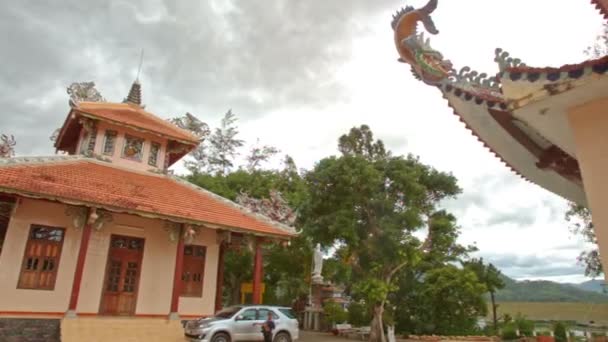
[168,113,210,140]
[494,48,527,72]
[67,81,105,108]
[124,80,143,106]
[0,134,16,158]
[236,190,296,226]
[392,0,453,85]
[449,67,500,91]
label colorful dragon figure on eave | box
[392,0,504,99]
[392,0,453,85]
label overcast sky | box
[1,0,605,283]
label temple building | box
[0,80,295,324]
[391,0,608,278]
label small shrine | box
[0,80,296,319]
[391,0,608,278]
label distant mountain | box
[494,276,608,303]
[570,279,606,294]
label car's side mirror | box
[235,315,244,321]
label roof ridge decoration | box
[392,0,504,101]
[67,82,105,108]
[494,48,527,72]
[0,155,84,166]
[169,175,298,235]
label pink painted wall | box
[77,120,168,172]
[0,199,80,313]
[0,198,220,317]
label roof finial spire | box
[124,49,144,106]
[136,49,144,82]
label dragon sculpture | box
[392,0,453,85]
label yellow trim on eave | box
[508,73,607,111]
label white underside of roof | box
[507,73,608,160]
[445,91,587,206]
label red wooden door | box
[100,235,145,316]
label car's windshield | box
[214,306,241,319]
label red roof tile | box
[75,102,200,144]
[0,158,294,238]
[505,56,608,74]
[591,0,608,20]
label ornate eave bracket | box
[164,221,202,244]
[0,201,15,218]
[65,206,113,231]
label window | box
[258,309,279,320]
[181,245,206,297]
[103,130,117,155]
[148,142,160,166]
[238,308,257,321]
[278,308,296,319]
[18,225,65,290]
[121,134,144,161]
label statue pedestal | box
[303,307,323,331]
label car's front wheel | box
[211,332,231,342]
[273,332,291,342]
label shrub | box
[347,301,371,327]
[514,314,535,337]
[501,323,519,341]
[323,301,347,328]
[553,322,568,342]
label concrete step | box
[61,317,184,342]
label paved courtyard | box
[300,331,351,341]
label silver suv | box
[184,305,299,342]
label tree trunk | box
[369,303,386,342]
[490,291,498,334]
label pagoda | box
[0,80,295,321]
[391,0,608,278]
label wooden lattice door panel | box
[100,235,144,315]
[181,245,206,297]
[18,225,65,290]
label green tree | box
[169,112,211,173]
[186,157,309,306]
[463,258,505,334]
[391,212,478,335]
[415,266,487,335]
[324,301,348,328]
[208,110,244,175]
[300,125,461,341]
[565,203,602,277]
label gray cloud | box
[480,253,586,279]
[0,0,402,155]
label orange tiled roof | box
[74,102,200,144]
[0,157,295,238]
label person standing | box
[255,311,275,342]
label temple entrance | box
[100,235,145,316]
